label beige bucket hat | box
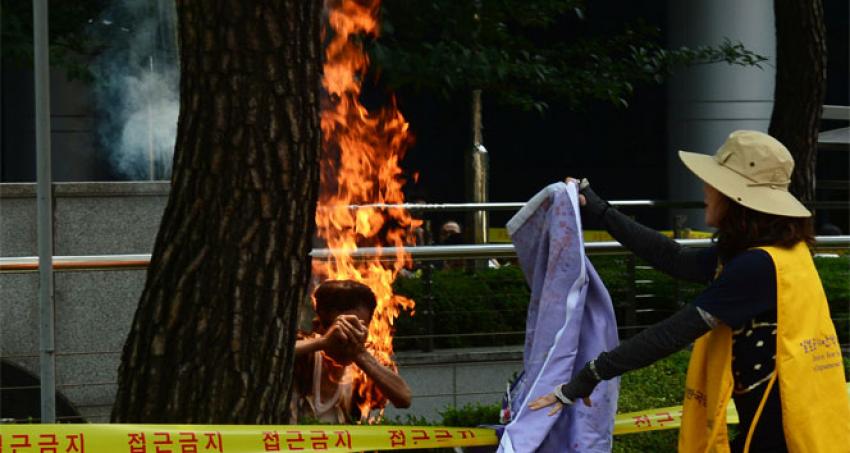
[678,130,811,218]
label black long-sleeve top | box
[580,186,786,452]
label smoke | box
[112,65,179,179]
[90,0,179,180]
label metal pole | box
[672,214,687,306]
[624,253,637,339]
[422,264,435,352]
[147,56,156,180]
[1,235,848,270]
[33,0,57,423]
[468,0,488,249]
[318,199,841,212]
[470,89,489,246]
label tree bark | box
[768,0,827,202]
[111,0,322,423]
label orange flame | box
[316,0,419,421]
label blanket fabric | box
[498,182,619,453]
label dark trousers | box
[730,383,787,453]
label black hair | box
[715,196,814,262]
[313,280,377,323]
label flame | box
[316,0,419,421]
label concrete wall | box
[0,182,169,421]
[389,348,521,422]
[0,182,517,422]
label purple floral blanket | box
[498,182,619,453]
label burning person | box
[290,280,412,423]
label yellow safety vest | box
[679,242,850,452]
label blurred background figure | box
[438,220,462,244]
[437,220,465,270]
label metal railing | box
[2,201,848,424]
[1,236,848,272]
[2,238,846,356]
[823,105,850,121]
[326,200,848,212]
[337,200,704,211]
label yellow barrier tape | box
[613,402,738,435]
[0,407,732,452]
[613,382,850,435]
[2,385,846,450]
[0,425,496,453]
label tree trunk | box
[111,0,322,423]
[768,0,827,202]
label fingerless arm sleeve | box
[581,186,716,284]
[593,304,713,380]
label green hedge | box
[393,266,530,350]
[393,255,850,349]
[379,351,850,453]
[383,351,692,451]
[392,351,848,451]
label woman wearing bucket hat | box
[529,130,850,452]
